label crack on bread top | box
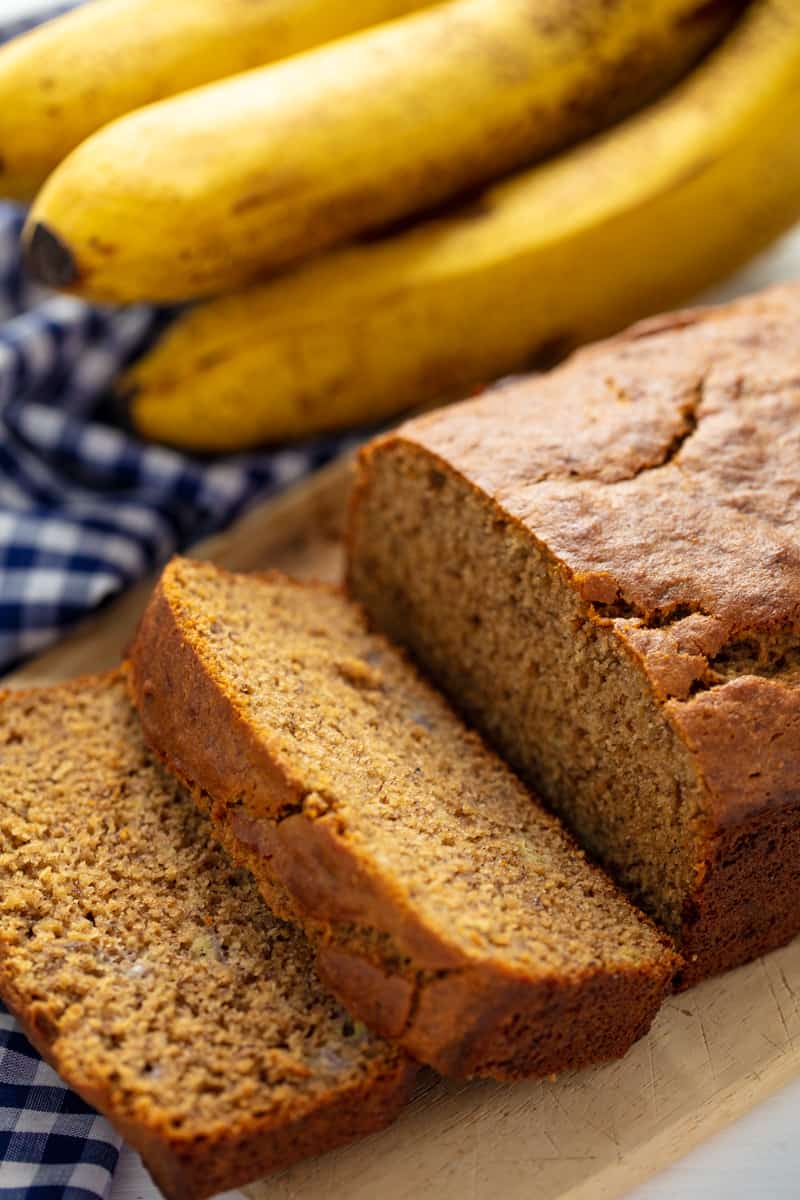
[397,287,800,641]
[624,380,700,478]
[698,632,800,691]
[589,604,800,700]
[592,599,708,626]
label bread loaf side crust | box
[668,680,800,985]
[348,284,800,983]
[128,572,675,1080]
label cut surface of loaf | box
[0,674,414,1200]
[128,558,675,1080]
[348,282,800,987]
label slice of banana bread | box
[0,673,415,1200]
[128,557,676,1080]
[348,282,800,987]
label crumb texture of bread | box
[0,674,414,1200]
[347,283,800,987]
[128,560,676,1079]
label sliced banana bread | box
[128,557,676,1080]
[348,283,800,987]
[0,673,414,1200]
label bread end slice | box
[0,674,415,1200]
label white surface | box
[4,1,800,1195]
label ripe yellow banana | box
[24,0,740,303]
[120,0,800,451]
[0,0,437,202]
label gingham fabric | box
[0,1011,119,1200]
[0,5,355,1197]
[0,4,358,679]
[0,197,350,672]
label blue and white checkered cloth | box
[0,199,350,672]
[0,6,355,1197]
[0,5,355,678]
[1,1011,119,1200]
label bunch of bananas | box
[4,0,800,449]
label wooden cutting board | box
[8,454,800,1200]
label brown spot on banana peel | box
[195,348,234,372]
[87,235,117,258]
[676,0,748,28]
[24,222,79,289]
[231,191,279,216]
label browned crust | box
[667,678,800,829]
[127,565,675,1080]
[128,575,303,820]
[316,943,668,1079]
[669,678,800,979]
[0,967,415,1200]
[676,800,800,988]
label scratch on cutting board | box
[469,1127,480,1200]
[698,1017,717,1081]
[646,1035,658,1115]
[760,957,794,1050]
[548,1086,622,1160]
[502,1087,549,1123]
[543,1128,560,1156]
[777,965,799,1015]
[439,1096,496,1138]
[415,1078,474,1117]
[457,1102,495,1131]
[760,1031,786,1054]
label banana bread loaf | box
[348,283,800,987]
[0,673,415,1200]
[128,557,676,1080]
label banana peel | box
[24,0,740,302]
[0,0,438,202]
[120,0,800,450]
